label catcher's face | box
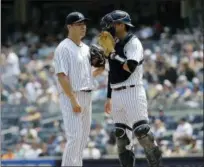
[113,23,126,37]
[68,21,87,38]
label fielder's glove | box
[90,44,106,67]
[97,31,115,57]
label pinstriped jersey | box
[110,36,144,89]
[53,38,95,94]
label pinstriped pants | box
[111,86,149,128]
[59,91,92,166]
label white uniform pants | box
[111,86,149,128]
[59,91,92,166]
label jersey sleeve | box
[124,38,144,62]
[53,46,70,76]
[107,72,112,98]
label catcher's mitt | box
[97,31,115,57]
[90,44,106,67]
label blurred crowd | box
[1,110,203,160]
[1,20,203,159]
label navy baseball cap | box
[65,12,89,25]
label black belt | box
[113,85,135,91]
[80,90,92,92]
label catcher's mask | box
[100,13,116,36]
[100,10,134,36]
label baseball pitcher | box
[53,12,105,166]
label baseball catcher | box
[97,10,162,167]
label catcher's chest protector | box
[109,33,134,84]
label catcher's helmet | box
[100,10,134,30]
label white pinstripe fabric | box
[111,86,148,127]
[111,37,144,89]
[59,91,92,166]
[53,38,94,166]
[110,37,148,127]
[54,38,95,93]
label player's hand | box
[70,97,81,113]
[104,98,111,114]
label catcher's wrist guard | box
[110,52,126,64]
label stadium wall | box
[2,157,204,167]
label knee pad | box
[133,120,155,148]
[133,120,150,138]
[114,123,131,153]
[133,120,151,139]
